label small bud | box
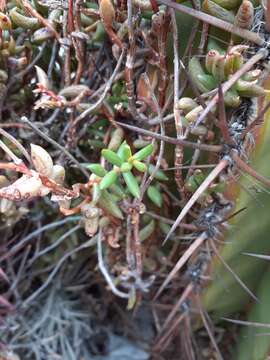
[235,0,254,29]
[51,164,65,184]
[205,50,220,74]
[84,217,99,236]
[81,204,101,219]
[185,105,203,123]
[211,55,226,82]
[185,170,205,192]
[108,128,124,151]
[0,12,11,30]
[224,52,243,76]
[30,144,54,177]
[236,79,265,97]
[242,69,262,81]
[10,7,40,30]
[35,65,50,89]
[99,0,115,26]
[224,89,241,107]
[202,0,235,23]
[177,97,198,113]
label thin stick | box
[75,50,125,123]
[0,216,80,261]
[163,158,229,244]
[0,127,31,164]
[154,232,208,300]
[22,236,96,306]
[20,116,89,179]
[217,85,234,145]
[159,282,194,334]
[158,0,264,45]
[0,139,21,164]
[170,8,185,198]
[139,74,165,198]
[116,121,222,152]
[97,230,130,299]
[22,0,60,40]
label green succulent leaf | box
[99,170,118,190]
[133,144,154,161]
[120,162,133,172]
[133,160,147,173]
[117,141,132,161]
[122,171,140,198]
[139,220,155,241]
[101,149,123,167]
[88,163,107,177]
[148,164,169,181]
[98,190,123,219]
[92,183,101,204]
[147,185,163,207]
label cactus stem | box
[210,239,259,302]
[158,0,264,45]
[195,50,267,127]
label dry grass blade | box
[196,295,224,360]
[242,252,270,260]
[222,317,270,328]
[210,239,259,302]
[155,232,208,300]
[116,122,223,152]
[163,159,229,244]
